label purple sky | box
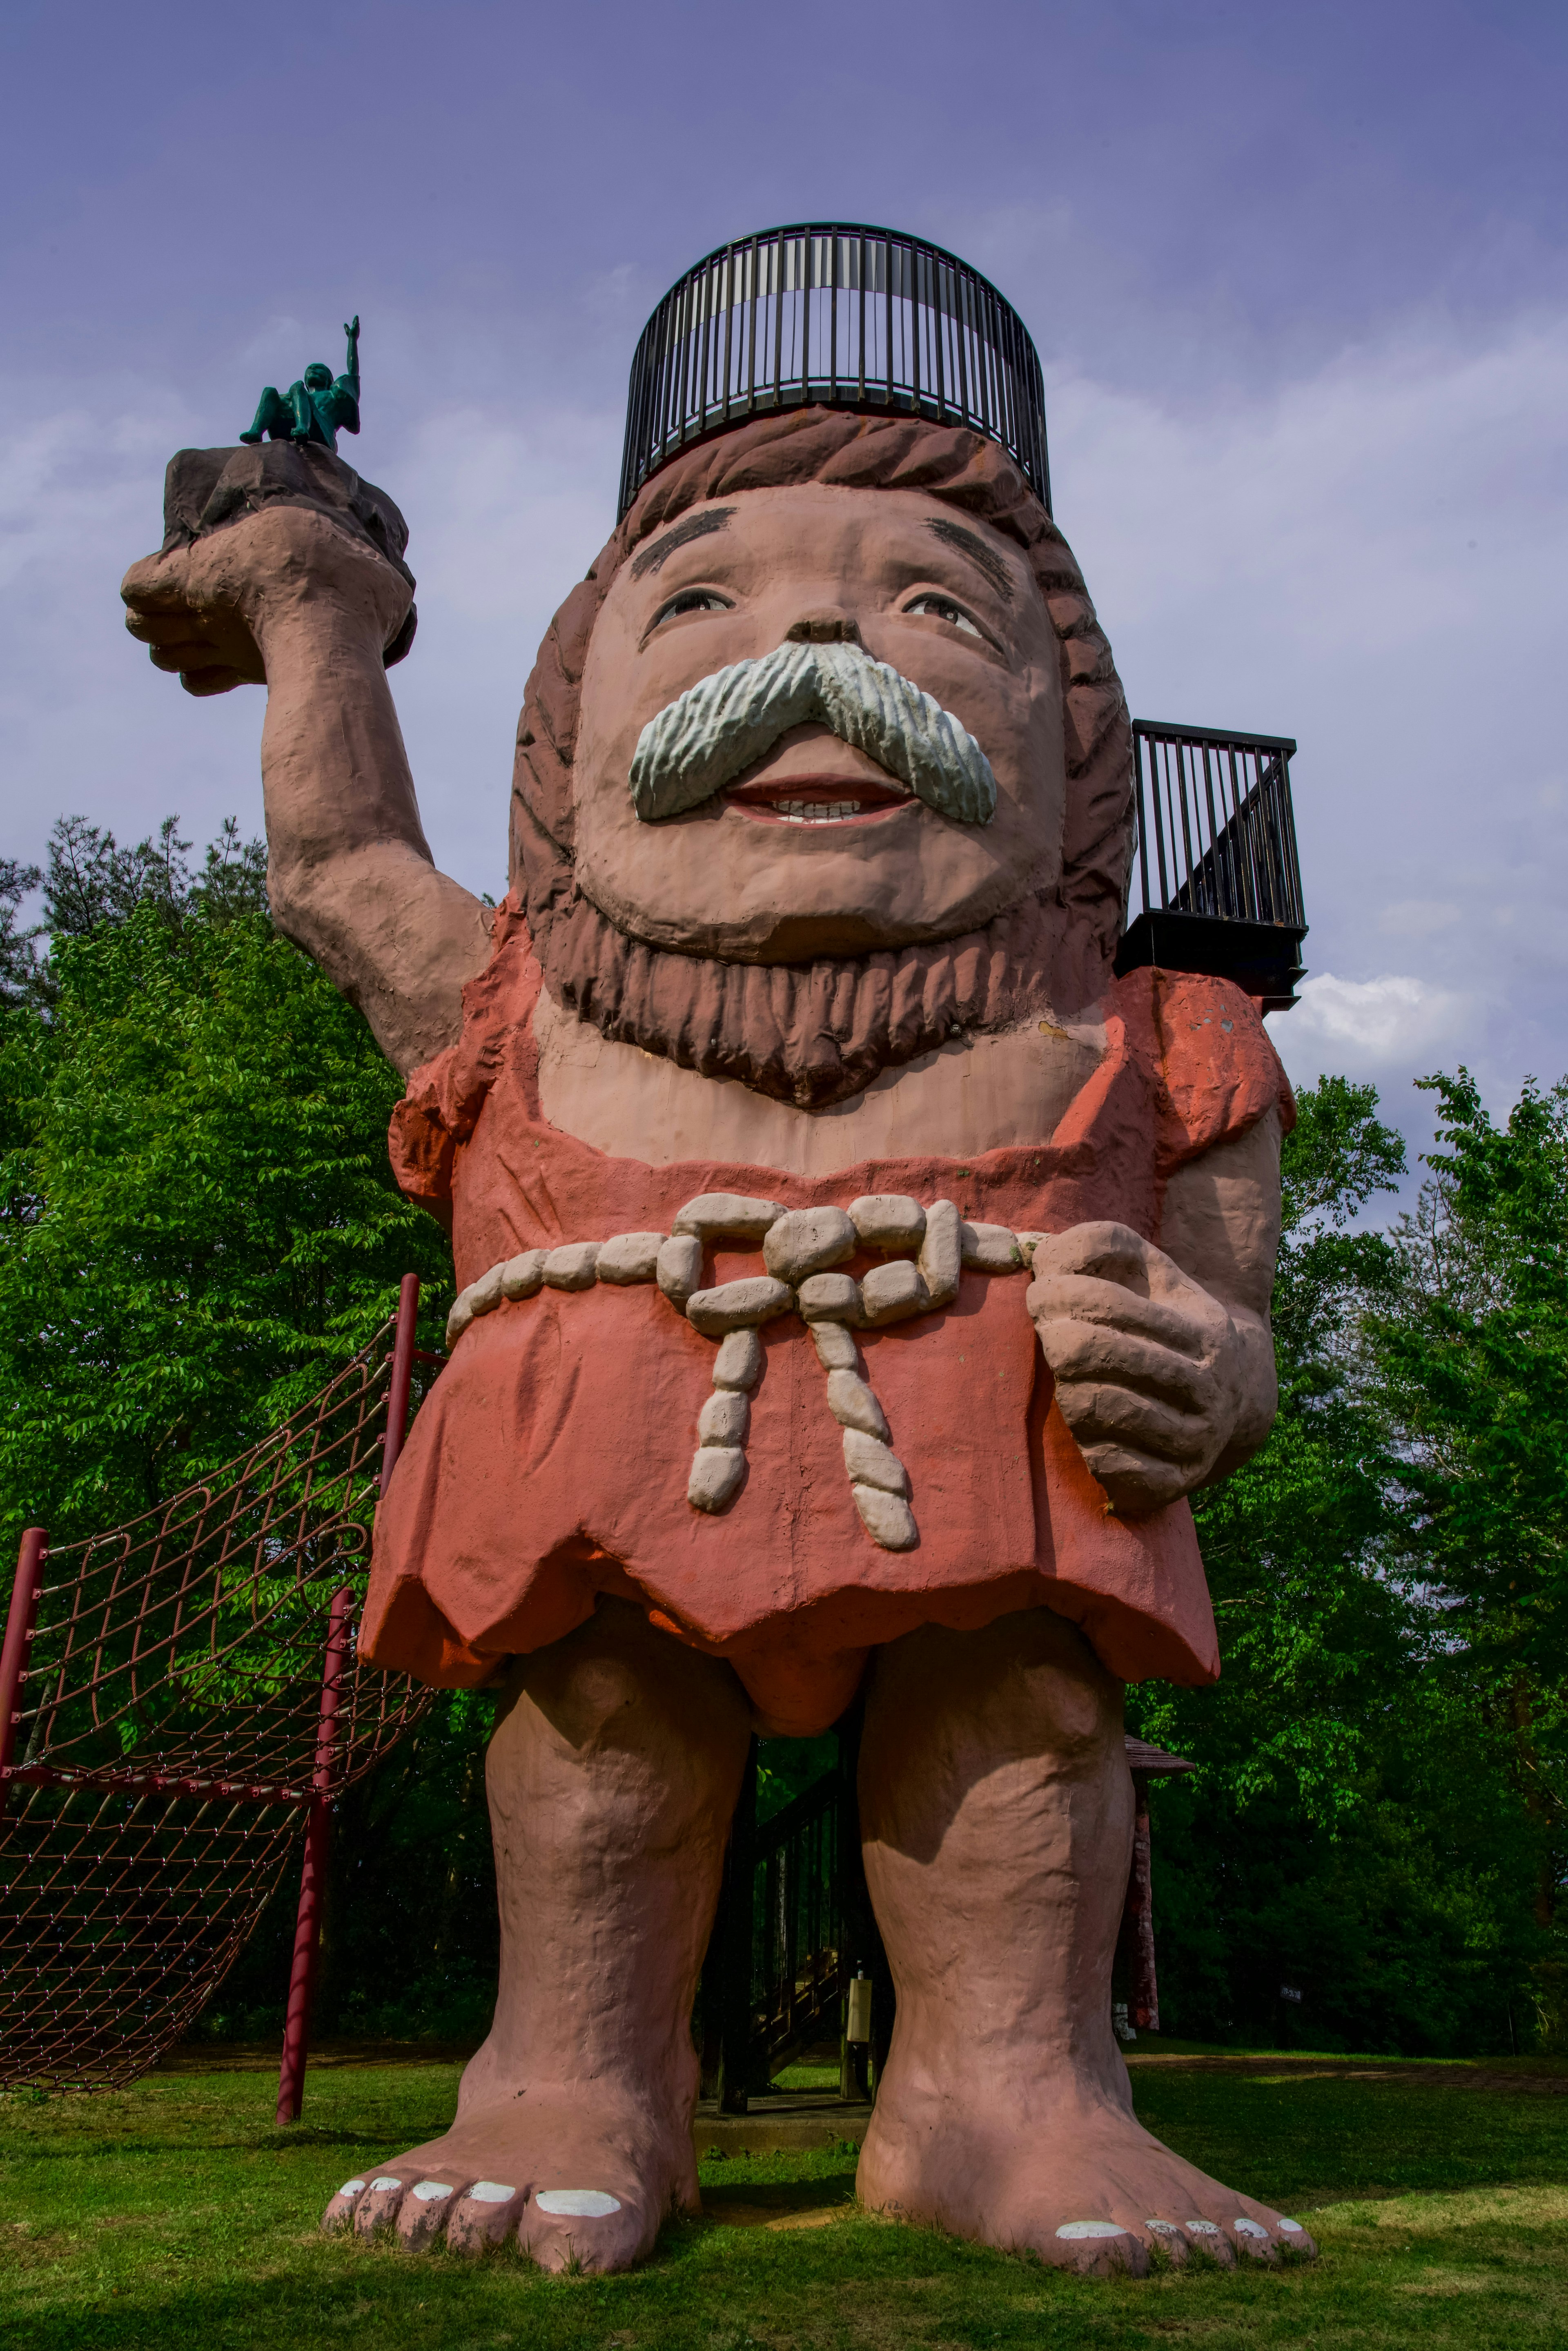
[4,0,1565,1173]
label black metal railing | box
[619,223,1051,521]
[751,1770,844,2070]
[1117,720,1309,1011]
[697,1734,891,2112]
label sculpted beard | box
[521,640,1058,1113]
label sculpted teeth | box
[773,797,862,822]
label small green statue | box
[241,316,361,453]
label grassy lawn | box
[3,2053,1567,2349]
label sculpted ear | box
[512,573,609,871]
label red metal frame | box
[276,1275,423,2123]
[275,1584,354,2124]
[0,1528,48,1782]
[381,1272,421,1498]
[1,1290,438,2097]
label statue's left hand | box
[1026,1221,1247,1514]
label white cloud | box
[3,288,1567,1147]
[1271,972,1472,1081]
[1379,898,1462,939]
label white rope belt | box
[445,1192,1047,1552]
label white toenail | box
[1056,2221,1126,2239]
[468,2182,517,2204]
[1235,2219,1270,2237]
[1186,2220,1219,2233]
[370,2177,402,2192]
[339,2179,366,2196]
[412,2181,452,2202]
[1279,2218,1305,2233]
[535,2189,621,2217]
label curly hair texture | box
[510,408,1134,1110]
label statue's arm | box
[1156,1105,1282,1479]
[332,317,361,432]
[1026,1106,1283,1512]
[122,501,491,1075]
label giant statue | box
[122,238,1311,2277]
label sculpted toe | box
[445,2179,528,2255]
[396,2175,470,2250]
[320,2175,368,2233]
[1049,2220,1150,2277]
[519,2184,651,2274]
[1180,2217,1236,2266]
[354,2174,408,2236]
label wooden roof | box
[1125,1734,1194,1776]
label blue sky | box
[3,0,1565,1174]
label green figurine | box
[241,316,361,452]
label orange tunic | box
[363,907,1293,1735]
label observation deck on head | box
[620,221,1308,1013]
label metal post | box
[380,1273,421,1498]
[716,1738,758,2114]
[275,1583,354,2124]
[0,1528,48,1783]
[1125,1772,1160,2032]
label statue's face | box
[304,364,333,390]
[570,483,1066,961]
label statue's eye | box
[904,593,983,638]
[652,589,732,626]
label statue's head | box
[510,241,1132,1111]
[304,363,334,392]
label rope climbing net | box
[0,1307,430,2091]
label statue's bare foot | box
[857,1613,1319,2279]
[321,2082,696,2273]
[858,2077,1315,2276]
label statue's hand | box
[122,503,412,698]
[1026,1220,1246,1513]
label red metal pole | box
[275,1584,354,2125]
[380,1274,421,1499]
[0,1528,48,1783]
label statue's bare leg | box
[238,386,288,445]
[321,1600,750,2272]
[855,1608,1316,2274]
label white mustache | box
[628,639,998,827]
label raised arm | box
[122,458,491,1074]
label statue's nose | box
[785,611,862,646]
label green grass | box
[3,2056,1567,2349]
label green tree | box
[0,817,451,1549]
[0,816,486,2048]
[1135,1072,1561,2054]
[1373,1072,1568,2038]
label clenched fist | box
[1027,1220,1248,1514]
[121,442,416,698]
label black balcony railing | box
[1116,720,1309,1011]
[619,223,1051,521]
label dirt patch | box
[1127,2053,1568,2095]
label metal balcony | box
[619,223,1051,521]
[1116,720,1308,1012]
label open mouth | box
[722,776,911,826]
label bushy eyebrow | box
[924,517,1014,604]
[631,506,737,581]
